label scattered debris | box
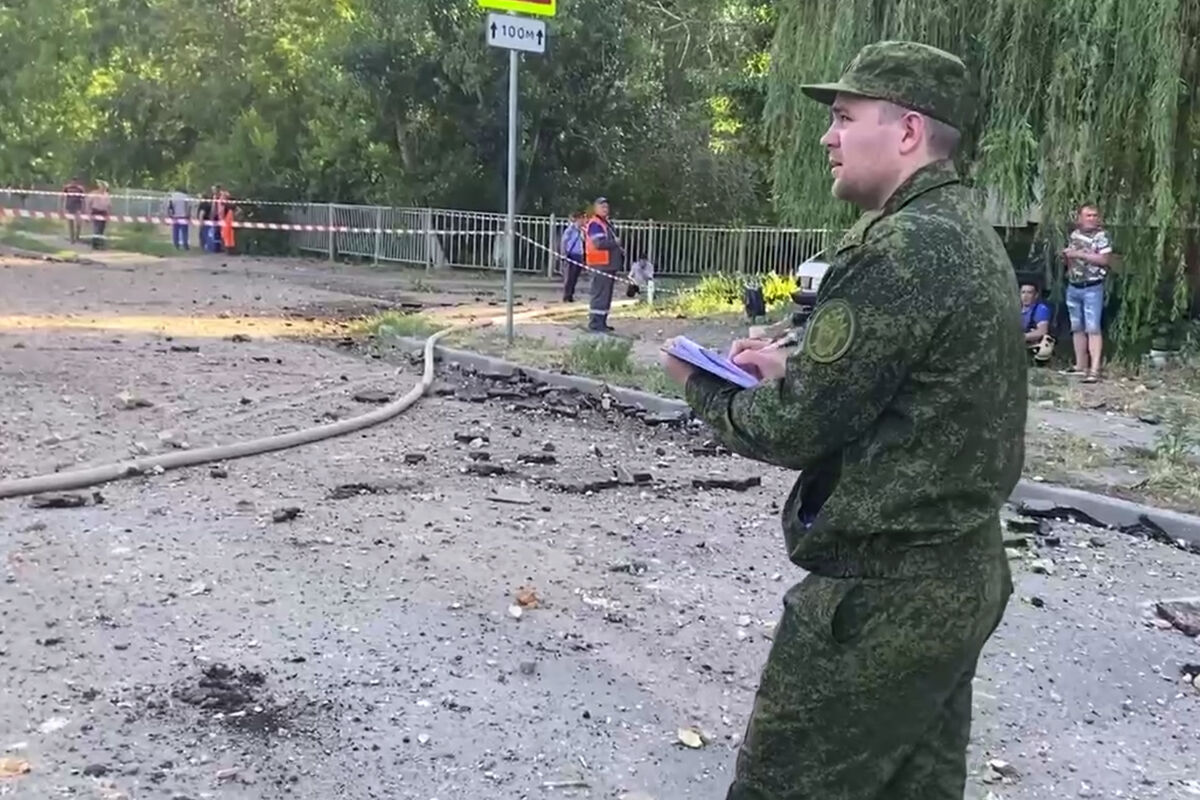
[1015,502,1106,530]
[692,476,762,492]
[1155,598,1200,636]
[271,507,302,523]
[229,333,252,343]
[1030,559,1055,576]
[209,466,229,479]
[328,483,385,500]
[28,493,87,509]
[486,489,535,505]
[158,430,189,449]
[676,727,706,749]
[0,757,30,778]
[515,586,540,608]
[115,390,153,410]
[403,453,427,465]
[466,462,507,477]
[517,453,557,465]
[983,759,1020,784]
[173,663,266,713]
[352,390,392,404]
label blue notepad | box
[668,336,760,389]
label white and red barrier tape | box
[0,207,476,236]
[2,187,313,207]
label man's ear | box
[898,112,925,156]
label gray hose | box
[0,324,461,500]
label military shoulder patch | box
[803,299,857,363]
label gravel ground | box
[1,252,1199,800]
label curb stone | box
[392,335,1200,548]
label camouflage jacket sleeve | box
[684,229,939,470]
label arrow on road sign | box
[485,12,547,55]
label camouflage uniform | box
[682,41,1027,799]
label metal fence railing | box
[0,186,838,278]
[282,203,836,278]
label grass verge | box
[357,311,444,339]
[0,229,77,259]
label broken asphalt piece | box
[983,759,1020,784]
[615,465,653,485]
[169,344,199,353]
[1015,502,1106,530]
[466,463,507,477]
[467,451,492,462]
[454,431,489,444]
[403,453,427,465]
[229,333,251,343]
[1004,518,1041,535]
[517,453,557,465]
[456,390,489,403]
[328,483,385,500]
[1155,598,1200,636]
[1137,413,1162,425]
[28,493,87,509]
[693,476,762,492]
[352,390,391,404]
[271,507,302,523]
[547,405,579,418]
[609,561,649,575]
[209,466,228,479]
[553,477,620,494]
[644,412,689,426]
[486,388,525,400]
[82,764,109,778]
[1120,515,1200,555]
[115,390,153,410]
[691,441,730,457]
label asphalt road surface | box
[1,252,1198,800]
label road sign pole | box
[505,48,518,345]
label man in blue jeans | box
[1062,203,1114,382]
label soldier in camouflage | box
[660,41,1027,798]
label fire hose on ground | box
[0,304,594,501]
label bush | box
[670,271,798,317]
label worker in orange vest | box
[583,196,625,332]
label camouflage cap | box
[800,40,969,131]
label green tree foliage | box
[765,0,1200,359]
[0,0,774,221]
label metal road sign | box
[478,0,555,17]
[485,12,546,54]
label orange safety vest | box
[583,215,612,268]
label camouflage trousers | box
[726,568,1011,799]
